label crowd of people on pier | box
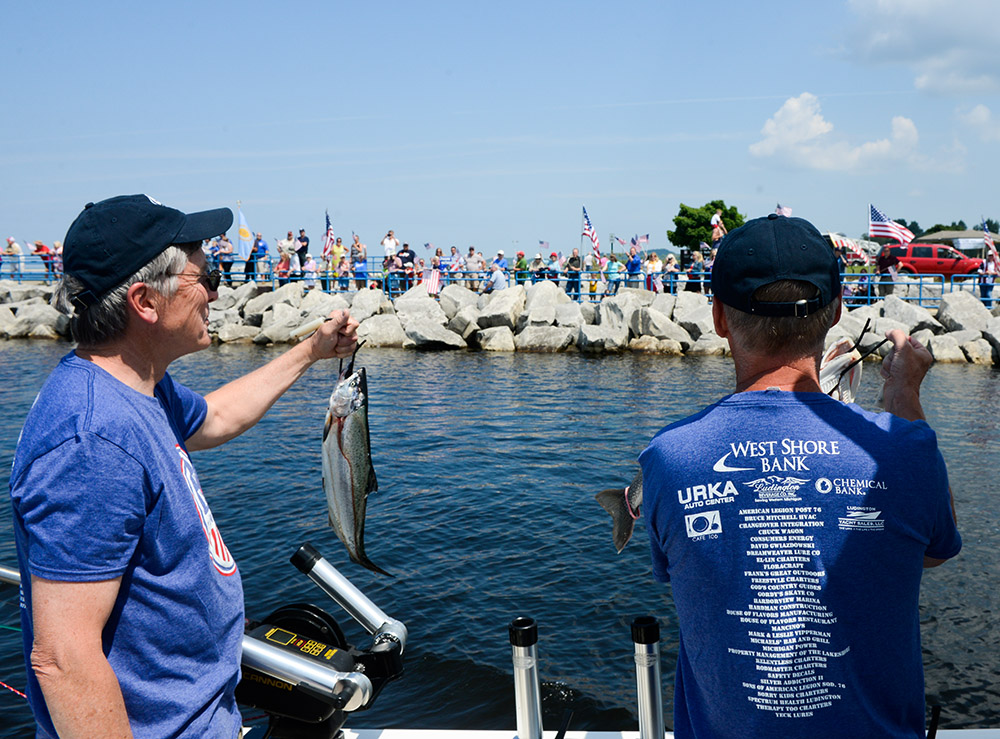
[195,226,722,301]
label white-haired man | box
[10,194,358,737]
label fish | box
[595,469,644,553]
[322,347,390,576]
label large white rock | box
[927,334,966,362]
[937,290,992,333]
[629,336,683,354]
[687,332,729,356]
[243,283,303,321]
[579,301,598,325]
[649,293,676,319]
[598,292,642,335]
[673,304,714,341]
[216,324,260,343]
[438,284,479,320]
[404,318,467,350]
[350,288,385,323]
[961,338,994,365]
[577,324,629,353]
[394,296,448,327]
[524,280,571,312]
[262,302,303,330]
[356,315,408,347]
[230,280,260,311]
[514,326,576,352]
[881,295,943,334]
[5,303,70,338]
[209,307,241,333]
[447,305,480,340]
[555,302,585,328]
[630,307,693,349]
[300,290,351,319]
[477,286,526,330]
[615,287,656,307]
[473,326,516,352]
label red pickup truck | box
[884,243,982,279]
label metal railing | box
[6,254,992,311]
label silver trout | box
[595,469,643,554]
[322,354,389,576]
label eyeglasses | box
[167,268,222,291]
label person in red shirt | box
[33,241,54,282]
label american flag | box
[322,210,335,260]
[775,203,792,217]
[424,242,434,251]
[582,206,600,253]
[983,218,999,265]
[636,234,649,244]
[539,240,549,250]
[615,236,626,246]
[868,204,914,243]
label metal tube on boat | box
[291,543,408,651]
[631,616,664,739]
[0,565,21,586]
[509,616,543,739]
[241,634,373,712]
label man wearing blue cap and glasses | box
[640,214,960,738]
[9,195,359,737]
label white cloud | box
[958,104,1000,141]
[846,0,1000,94]
[749,93,920,171]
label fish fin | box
[595,488,636,554]
[366,464,378,495]
[322,410,333,442]
[356,553,393,577]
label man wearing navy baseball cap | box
[640,214,959,738]
[9,194,359,737]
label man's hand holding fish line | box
[188,309,358,450]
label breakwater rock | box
[4,279,1000,365]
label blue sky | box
[4,0,999,255]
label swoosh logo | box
[712,451,755,473]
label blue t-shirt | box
[640,390,960,739]
[10,352,244,738]
[626,254,642,273]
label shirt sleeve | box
[156,372,208,442]
[14,434,147,581]
[923,446,962,561]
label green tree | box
[924,219,968,234]
[668,200,745,249]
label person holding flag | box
[979,219,999,308]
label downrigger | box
[237,542,407,739]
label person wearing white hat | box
[4,236,23,276]
[493,250,508,271]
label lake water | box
[0,341,998,736]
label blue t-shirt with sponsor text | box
[10,352,244,738]
[640,390,960,739]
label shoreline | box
[2,279,999,367]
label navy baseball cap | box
[711,214,840,317]
[63,194,233,307]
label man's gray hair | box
[53,243,200,347]
[722,280,839,357]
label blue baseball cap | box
[63,194,233,307]
[711,214,840,317]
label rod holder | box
[631,616,664,739]
[292,543,408,652]
[509,616,543,739]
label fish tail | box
[595,488,637,554]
